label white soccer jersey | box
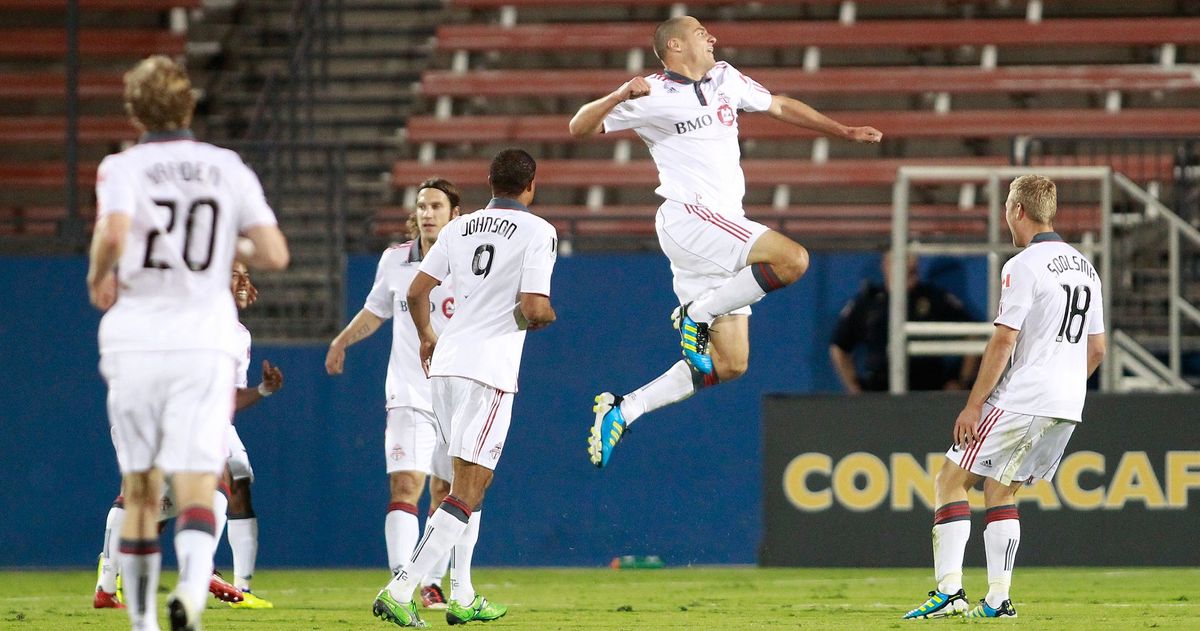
[604,61,773,215]
[989,232,1105,421]
[95,132,278,358]
[364,239,455,411]
[418,199,557,393]
[233,322,251,388]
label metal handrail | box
[1113,172,1200,377]
[889,166,1116,393]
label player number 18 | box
[1056,283,1091,344]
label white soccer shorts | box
[101,350,234,476]
[655,199,770,313]
[430,376,513,471]
[385,405,451,478]
[226,424,254,483]
[946,403,1078,485]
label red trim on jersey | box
[473,389,503,461]
[961,406,1003,470]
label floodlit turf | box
[4,566,1198,629]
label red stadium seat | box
[0,72,125,100]
[435,18,1200,52]
[0,116,133,143]
[0,28,186,58]
[0,0,199,8]
[421,66,1200,98]
[405,110,1200,143]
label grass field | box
[4,566,1198,630]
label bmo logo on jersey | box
[674,114,714,135]
[441,297,455,318]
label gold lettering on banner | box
[1055,451,1106,510]
[782,453,832,512]
[890,453,939,511]
[832,452,888,512]
[1166,451,1200,508]
[781,451,1199,512]
[1104,452,1166,509]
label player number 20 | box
[472,244,495,278]
[1055,284,1091,344]
[143,198,220,271]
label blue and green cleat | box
[446,594,508,625]
[672,303,712,375]
[901,588,969,619]
[373,589,427,628]
[589,393,627,469]
[965,599,1017,618]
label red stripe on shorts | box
[473,389,502,461]
[962,406,1002,470]
[685,203,750,242]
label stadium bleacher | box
[0,1,196,236]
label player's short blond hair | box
[123,55,195,132]
[1009,174,1057,224]
[653,16,693,63]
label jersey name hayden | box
[603,62,772,214]
[95,136,278,358]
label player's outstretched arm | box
[326,309,385,375]
[952,325,1018,448]
[237,225,290,271]
[86,213,131,311]
[765,95,882,144]
[518,292,556,331]
[568,77,651,138]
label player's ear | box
[450,206,461,219]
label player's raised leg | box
[678,230,808,368]
[590,314,748,469]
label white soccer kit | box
[96,131,278,475]
[419,198,558,469]
[604,62,774,309]
[363,239,455,477]
[949,232,1105,484]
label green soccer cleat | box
[965,598,1017,618]
[229,589,273,609]
[901,588,969,619]
[373,589,426,628]
[446,594,508,625]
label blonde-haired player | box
[903,175,1106,620]
[88,55,288,631]
[570,16,882,468]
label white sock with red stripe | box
[620,361,695,425]
[449,510,481,606]
[119,539,161,630]
[424,550,450,587]
[689,262,785,324]
[932,501,971,594]
[386,497,471,603]
[385,502,420,575]
[983,505,1020,608]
